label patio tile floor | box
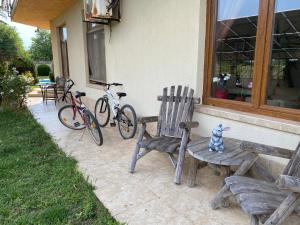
[28,98,298,225]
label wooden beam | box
[240,141,293,159]
[157,96,201,104]
[264,193,300,225]
[277,175,300,193]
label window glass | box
[211,0,259,101]
[87,23,107,82]
[266,0,300,109]
[59,26,69,78]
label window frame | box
[58,25,69,78]
[86,23,107,84]
[203,0,300,121]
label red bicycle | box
[58,79,103,146]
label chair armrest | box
[276,175,300,193]
[179,121,199,130]
[138,116,158,124]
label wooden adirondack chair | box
[225,142,300,225]
[129,85,200,184]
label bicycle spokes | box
[100,101,107,113]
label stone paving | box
[28,97,298,225]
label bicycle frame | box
[69,93,91,128]
[103,88,120,117]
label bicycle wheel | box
[94,97,110,127]
[58,105,86,130]
[85,110,103,146]
[117,104,137,139]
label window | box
[204,0,300,121]
[59,26,69,78]
[86,23,107,83]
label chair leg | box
[129,144,141,173]
[129,123,146,173]
[174,129,189,184]
[250,215,259,225]
[45,89,48,104]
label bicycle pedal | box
[110,122,116,127]
[74,122,81,127]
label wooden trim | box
[205,98,300,122]
[251,0,271,108]
[260,0,276,106]
[202,0,300,122]
[203,0,216,101]
[58,26,69,78]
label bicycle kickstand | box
[79,129,86,142]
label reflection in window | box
[86,23,107,83]
[212,0,259,101]
[267,0,300,109]
[59,26,69,78]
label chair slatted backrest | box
[283,142,300,178]
[156,86,200,138]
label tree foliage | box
[29,30,53,61]
[0,23,25,61]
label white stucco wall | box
[50,0,299,162]
[51,0,202,115]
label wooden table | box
[187,137,258,209]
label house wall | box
[50,0,299,174]
[51,0,203,114]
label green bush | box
[49,72,55,82]
[37,64,51,77]
[0,64,33,108]
[10,57,37,83]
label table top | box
[37,82,56,87]
[187,137,256,166]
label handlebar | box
[95,81,123,89]
[66,79,75,88]
[61,79,75,101]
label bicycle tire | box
[117,104,137,139]
[85,110,103,146]
[94,97,110,127]
[58,105,86,130]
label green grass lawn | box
[0,109,121,225]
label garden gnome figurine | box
[209,124,230,153]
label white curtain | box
[87,28,107,82]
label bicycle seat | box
[116,92,127,98]
[75,91,86,98]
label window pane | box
[87,25,106,82]
[266,0,300,109]
[211,0,259,102]
[59,26,69,78]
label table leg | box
[187,157,199,187]
[211,155,258,209]
[40,86,45,102]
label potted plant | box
[213,73,231,99]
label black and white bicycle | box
[94,82,137,139]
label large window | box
[204,0,300,121]
[86,23,107,83]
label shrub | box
[0,64,33,108]
[37,64,51,77]
[49,72,55,82]
[10,56,37,83]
